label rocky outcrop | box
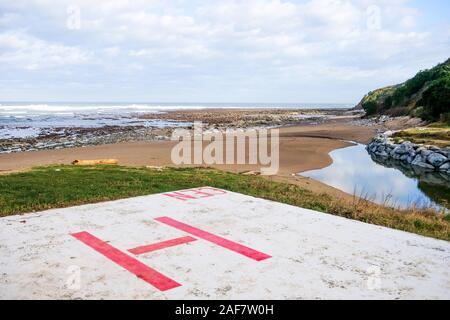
[367,131,450,175]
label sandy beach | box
[0,115,378,199]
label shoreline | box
[0,116,379,201]
[0,107,363,154]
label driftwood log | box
[71,159,119,165]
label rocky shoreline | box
[367,131,450,175]
[0,108,361,154]
[0,126,173,154]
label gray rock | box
[375,151,389,157]
[370,144,378,153]
[427,152,448,167]
[416,146,426,152]
[393,144,410,155]
[411,154,423,165]
[430,146,440,152]
[438,162,450,171]
[420,149,433,157]
[412,161,435,171]
[392,153,402,160]
[400,154,409,161]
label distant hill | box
[355,58,450,123]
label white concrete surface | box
[0,186,449,300]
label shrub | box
[363,100,378,115]
[418,76,450,121]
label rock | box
[427,152,448,167]
[411,154,423,165]
[438,162,450,171]
[416,147,426,152]
[393,142,414,155]
[393,146,407,155]
[370,144,378,153]
[400,154,409,161]
[377,145,386,153]
[412,161,435,171]
[420,149,433,158]
[376,151,389,157]
[430,146,440,152]
[392,153,402,160]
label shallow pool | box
[300,143,450,210]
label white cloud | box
[0,30,91,70]
[0,0,448,102]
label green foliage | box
[359,58,450,121]
[404,69,434,96]
[383,95,393,109]
[362,100,378,115]
[418,76,450,121]
[392,85,408,105]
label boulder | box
[427,152,448,167]
[438,162,450,171]
[377,145,386,153]
[393,144,411,155]
[392,153,402,160]
[420,149,433,158]
[375,151,389,157]
[412,161,435,171]
[400,154,409,161]
[416,147,426,153]
[411,154,423,165]
[370,144,378,153]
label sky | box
[0,0,449,104]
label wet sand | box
[0,120,377,199]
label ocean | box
[0,102,352,139]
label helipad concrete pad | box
[0,187,449,299]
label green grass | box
[392,127,450,147]
[0,165,449,241]
[428,122,450,129]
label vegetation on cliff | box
[357,58,450,122]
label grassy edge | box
[0,165,449,241]
[392,126,450,147]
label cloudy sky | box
[0,0,449,104]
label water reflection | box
[300,144,450,210]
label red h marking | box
[71,231,181,291]
[128,236,197,255]
[163,187,227,201]
[163,191,197,201]
[154,217,271,261]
